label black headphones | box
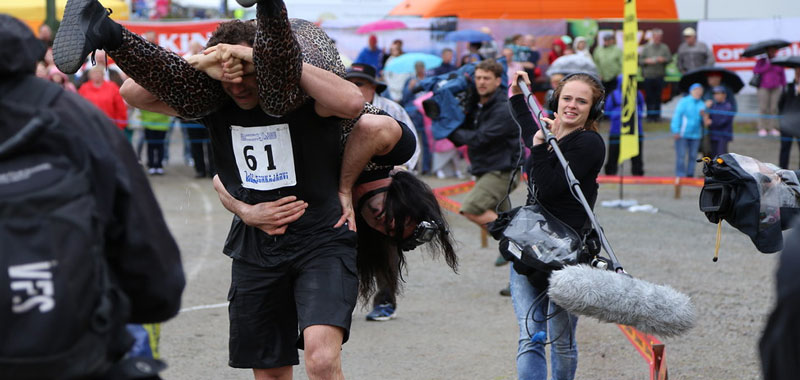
[547,72,606,122]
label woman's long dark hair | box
[355,171,458,303]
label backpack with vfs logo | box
[0,77,132,379]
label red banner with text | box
[119,19,223,55]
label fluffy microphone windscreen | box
[548,265,695,338]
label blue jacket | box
[671,95,706,139]
[605,75,645,136]
[354,48,384,72]
[702,84,737,112]
[708,100,734,142]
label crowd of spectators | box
[32,18,800,180]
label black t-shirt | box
[355,120,416,184]
[202,100,352,267]
[529,130,605,231]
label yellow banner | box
[619,0,639,164]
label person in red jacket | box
[548,37,567,65]
[79,64,128,131]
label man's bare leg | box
[254,366,292,380]
[303,325,345,380]
[462,209,499,228]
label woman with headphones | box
[508,71,606,380]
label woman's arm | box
[335,114,403,230]
[670,100,685,135]
[509,71,539,148]
[530,132,605,199]
[300,63,365,119]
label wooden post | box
[673,177,681,199]
[480,228,488,248]
[652,343,668,380]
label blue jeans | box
[674,137,700,177]
[510,267,578,380]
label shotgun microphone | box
[548,265,696,338]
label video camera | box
[414,58,509,140]
[699,153,800,253]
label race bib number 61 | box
[230,124,297,191]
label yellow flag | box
[619,0,639,164]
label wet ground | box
[146,127,791,379]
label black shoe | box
[194,172,206,178]
[53,0,122,74]
[499,284,511,297]
[236,0,258,6]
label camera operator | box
[446,59,521,290]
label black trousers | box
[186,124,215,176]
[602,80,617,96]
[144,129,167,169]
[709,138,729,159]
[642,77,665,121]
[372,248,399,308]
[779,131,800,169]
[605,135,645,176]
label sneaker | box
[365,304,396,321]
[499,284,511,297]
[147,168,157,175]
[236,0,258,6]
[494,255,509,267]
[155,168,165,175]
[53,0,122,74]
[758,129,768,137]
[770,129,781,137]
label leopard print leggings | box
[108,29,226,119]
[108,0,391,171]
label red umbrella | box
[356,20,407,34]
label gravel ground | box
[145,126,791,380]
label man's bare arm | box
[120,49,245,118]
[120,79,180,117]
[212,175,308,236]
[208,43,364,119]
[108,29,227,119]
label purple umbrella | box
[356,20,407,34]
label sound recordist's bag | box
[488,189,599,283]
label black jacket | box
[448,89,521,175]
[0,14,184,323]
[760,219,800,380]
[2,77,186,324]
[778,81,800,136]
[0,14,184,324]
[510,94,606,231]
